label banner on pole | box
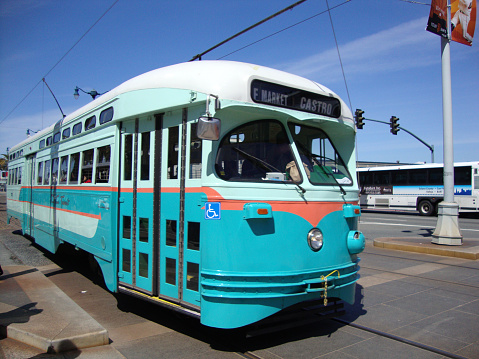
[427,0,448,38]
[451,0,476,46]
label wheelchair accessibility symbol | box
[205,202,221,220]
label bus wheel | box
[418,200,435,216]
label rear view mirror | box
[197,116,221,141]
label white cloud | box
[277,17,438,81]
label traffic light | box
[355,109,365,129]
[390,116,399,135]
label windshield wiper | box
[295,143,346,195]
[309,154,346,195]
[233,147,306,193]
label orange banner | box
[451,0,476,46]
[427,0,448,38]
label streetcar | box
[358,162,479,216]
[7,60,364,329]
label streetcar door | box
[159,108,202,308]
[24,154,35,236]
[118,118,156,293]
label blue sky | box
[1,0,477,164]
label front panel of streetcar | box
[198,105,364,329]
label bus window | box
[428,168,442,185]
[69,153,80,184]
[81,149,94,183]
[124,134,133,181]
[140,132,150,181]
[37,162,43,184]
[189,123,202,179]
[409,169,427,185]
[167,127,179,179]
[44,160,51,185]
[373,171,390,186]
[85,116,96,131]
[455,166,471,186]
[96,145,110,183]
[391,170,407,185]
[60,156,69,184]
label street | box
[360,210,479,243]
[1,194,479,358]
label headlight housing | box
[307,228,324,252]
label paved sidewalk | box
[0,264,118,355]
[374,236,479,259]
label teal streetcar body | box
[7,61,365,329]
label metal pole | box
[432,0,462,245]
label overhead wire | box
[398,0,430,5]
[0,0,120,127]
[190,0,308,61]
[216,0,353,60]
[326,0,353,112]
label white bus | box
[358,162,479,216]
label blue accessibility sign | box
[205,202,221,220]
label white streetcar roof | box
[11,60,348,151]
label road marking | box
[360,221,479,232]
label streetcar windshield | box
[288,123,353,186]
[215,120,300,182]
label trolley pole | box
[432,1,462,245]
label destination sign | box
[251,80,341,118]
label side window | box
[455,166,471,186]
[124,134,133,181]
[99,107,114,124]
[81,149,94,183]
[51,158,59,185]
[44,160,51,185]
[60,156,69,184]
[37,162,44,185]
[17,167,22,185]
[96,145,111,183]
[73,122,82,136]
[189,123,202,179]
[62,128,71,140]
[85,116,96,131]
[39,140,45,149]
[69,153,80,184]
[46,136,53,146]
[167,126,179,179]
[53,132,61,144]
[140,132,150,181]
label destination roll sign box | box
[251,80,341,118]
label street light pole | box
[432,0,462,245]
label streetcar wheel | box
[418,200,435,216]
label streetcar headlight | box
[307,228,324,252]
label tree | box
[0,154,8,170]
